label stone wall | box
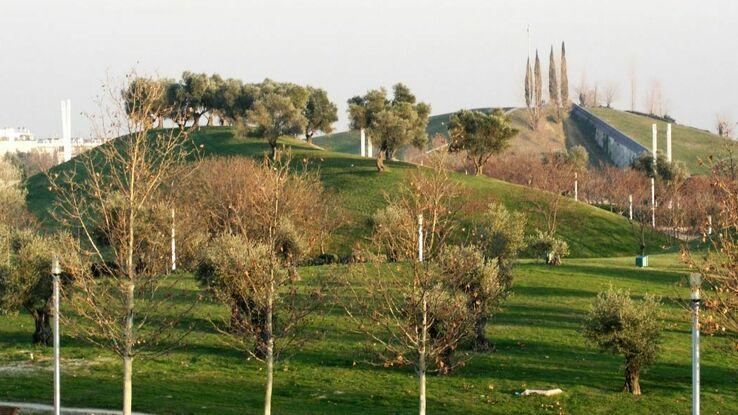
[570,104,648,167]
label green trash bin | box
[636,256,648,268]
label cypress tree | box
[549,46,560,110]
[560,42,569,107]
[534,50,543,126]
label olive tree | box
[349,84,430,172]
[303,87,337,143]
[447,109,518,175]
[582,288,662,395]
[247,93,308,160]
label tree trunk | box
[418,296,427,415]
[269,143,278,161]
[206,113,213,126]
[624,366,641,395]
[474,159,483,176]
[473,314,490,351]
[263,280,275,415]
[157,117,164,129]
[123,354,133,415]
[31,308,52,346]
[376,151,386,172]
[305,132,313,144]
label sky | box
[0,0,736,138]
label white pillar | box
[574,172,578,202]
[61,100,72,162]
[418,214,424,263]
[707,215,712,235]
[51,257,62,415]
[367,137,373,158]
[651,123,658,165]
[628,194,633,220]
[360,128,366,157]
[690,273,701,415]
[651,177,656,228]
[171,208,176,271]
[666,123,672,163]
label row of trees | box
[124,73,339,157]
[524,42,569,128]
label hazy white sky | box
[1,0,736,137]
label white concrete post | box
[367,137,373,158]
[666,123,672,163]
[690,273,701,415]
[418,214,424,263]
[628,194,633,220]
[171,208,176,271]
[61,100,72,162]
[360,128,366,157]
[651,123,658,165]
[51,256,62,415]
[707,215,712,235]
[574,172,578,201]
[651,177,656,228]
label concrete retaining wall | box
[570,104,648,167]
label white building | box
[0,127,34,142]
[0,126,105,163]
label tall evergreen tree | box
[548,46,560,109]
[560,42,569,107]
[534,50,543,128]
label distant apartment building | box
[0,126,105,163]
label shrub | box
[437,245,502,350]
[528,230,569,265]
[582,288,662,395]
[473,202,526,291]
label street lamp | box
[51,256,62,415]
[689,272,701,415]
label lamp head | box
[689,273,701,300]
[51,256,62,276]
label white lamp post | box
[628,194,633,220]
[51,256,62,415]
[690,272,701,415]
[171,207,176,271]
[574,172,578,202]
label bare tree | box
[630,62,637,112]
[716,114,736,139]
[682,150,738,338]
[338,160,485,415]
[604,82,619,108]
[49,73,197,415]
[192,155,336,415]
[644,80,667,117]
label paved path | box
[0,401,150,415]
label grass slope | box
[588,108,735,173]
[314,107,568,158]
[26,127,667,258]
[1,253,736,414]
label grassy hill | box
[588,107,734,173]
[314,108,570,160]
[27,127,667,258]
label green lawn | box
[26,126,666,259]
[588,108,735,174]
[1,253,735,414]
